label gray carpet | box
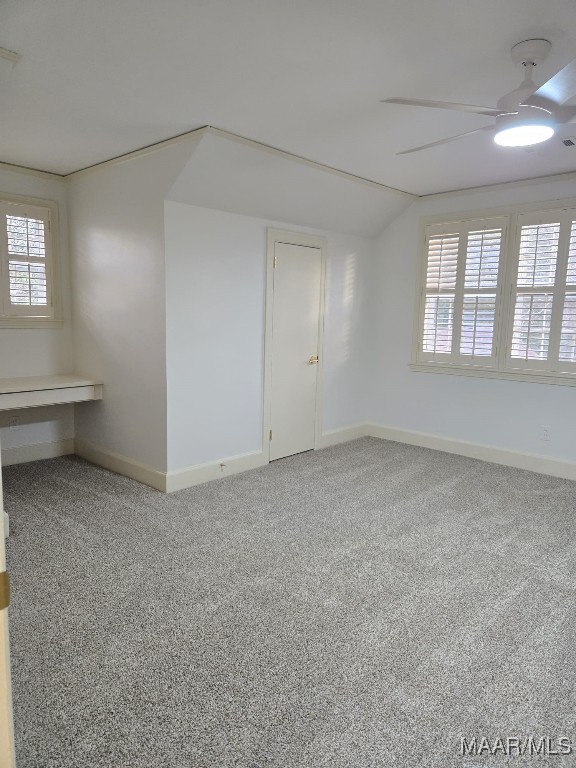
[4,437,576,767]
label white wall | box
[0,166,74,462]
[67,134,376,482]
[0,405,74,465]
[165,202,374,472]
[6,127,576,483]
[68,141,198,472]
[369,174,576,463]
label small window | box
[0,198,60,327]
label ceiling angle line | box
[67,123,416,197]
[204,126,415,198]
[65,126,211,178]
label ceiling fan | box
[381,39,576,155]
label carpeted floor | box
[3,437,576,767]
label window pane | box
[423,295,454,353]
[465,229,501,289]
[560,293,576,362]
[517,223,559,287]
[6,215,46,259]
[460,294,496,356]
[426,234,458,290]
[9,261,47,306]
[511,293,553,361]
[566,221,576,286]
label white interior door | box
[0,450,15,768]
[270,241,322,461]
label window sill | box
[0,317,63,330]
[410,362,576,387]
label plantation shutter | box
[422,231,458,355]
[507,209,576,374]
[0,202,53,318]
[418,218,505,367]
[558,220,576,370]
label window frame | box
[412,197,576,387]
[0,193,62,329]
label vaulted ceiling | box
[1,0,576,194]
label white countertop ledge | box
[0,375,102,409]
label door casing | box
[263,228,327,461]
[0,449,16,768]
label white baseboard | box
[166,450,267,493]
[366,424,576,482]
[74,439,267,494]
[318,424,367,449]
[5,424,574,497]
[74,438,167,492]
[1,437,74,467]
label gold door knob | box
[308,355,319,364]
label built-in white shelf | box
[0,375,102,411]
[0,375,103,537]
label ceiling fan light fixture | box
[494,106,555,147]
[494,123,554,147]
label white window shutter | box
[422,232,459,354]
[0,202,53,319]
[558,221,576,365]
[459,227,502,358]
[418,218,505,368]
[507,211,576,374]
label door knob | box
[308,355,319,364]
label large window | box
[413,201,576,384]
[0,197,60,327]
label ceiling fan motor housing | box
[511,38,552,66]
[497,40,553,112]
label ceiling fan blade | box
[382,97,501,117]
[397,125,495,155]
[524,57,576,105]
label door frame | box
[0,448,16,768]
[263,228,327,462]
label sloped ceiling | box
[1,0,576,194]
[166,130,414,238]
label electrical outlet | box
[541,425,551,442]
[8,416,19,431]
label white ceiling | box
[1,0,576,195]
